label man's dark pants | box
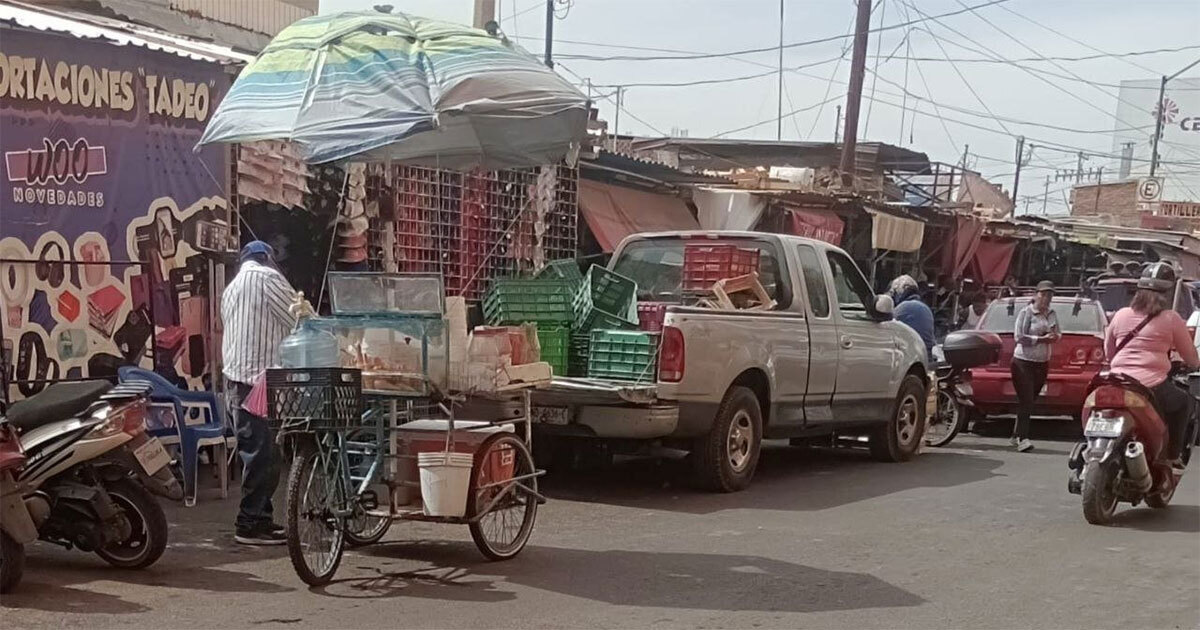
[227,379,279,532]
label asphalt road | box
[3,433,1198,630]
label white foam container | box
[417,451,474,517]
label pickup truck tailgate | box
[531,377,658,407]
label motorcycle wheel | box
[1145,477,1176,508]
[924,391,962,448]
[94,478,169,569]
[1082,462,1119,525]
[0,530,24,594]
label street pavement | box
[3,433,1198,629]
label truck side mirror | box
[874,294,895,318]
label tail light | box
[659,326,685,383]
[1086,385,1147,409]
[116,399,149,436]
[87,400,149,439]
[1069,347,1088,365]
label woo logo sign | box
[5,137,108,185]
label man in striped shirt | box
[222,241,297,545]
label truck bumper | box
[531,378,715,440]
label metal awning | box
[0,0,253,63]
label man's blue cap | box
[240,240,274,262]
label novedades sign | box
[0,53,212,121]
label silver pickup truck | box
[532,231,931,492]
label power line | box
[526,36,1200,75]
[584,55,843,89]
[550,0,1013,62]
[908,2,1151,150]
[712,94,845,139]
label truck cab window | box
[796,245,830,318]
[826,251,874,320]
[613,238,787,308]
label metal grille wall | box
[368,165,578,302]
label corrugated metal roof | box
[0,0,254,63]
[81,0,271,52]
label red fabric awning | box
[578,180,699,252]
[942,214,985,277]
[971,238,1017,284]
[788,209,844,246]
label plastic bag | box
[242,371,269,417]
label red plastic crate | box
[682,244,761,292]
[637,302,669,332]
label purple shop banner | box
[0,26,233,399]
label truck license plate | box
[532,406,569,425]
[132,437,171,474]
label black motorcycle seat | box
[8,381,113,431]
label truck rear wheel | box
[870,375,926,463]
[692,386,762,492]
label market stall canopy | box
[197,10,589,168]
[579,181,699,252]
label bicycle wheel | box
[468,433,539,561]
[286,445,346,586]
[343,429,391,547]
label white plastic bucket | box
[418,451,474,517]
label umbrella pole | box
[317,170,351,312]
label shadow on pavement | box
[357,541,923,613]
[542,443,1004,514]
[1110,504,1200,533]
[2,506,295,614]
[956,441,1076,456]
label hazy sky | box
[321,0,1200,211]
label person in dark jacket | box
[890,274,935,360]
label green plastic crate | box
[483,279,575,325]
[573,266,638,331]
[587,330,660,382]
[536,258,584,287]
[537,326,570,376]
[568,332,591,377]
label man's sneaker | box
[1009,436,1020,447]
[1016,438,1035,452]
[264,521,285,535]
[235,527,286,546]
[1169,457,1186,474]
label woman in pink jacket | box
[1104,263,1200,468]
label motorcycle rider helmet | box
[1136,261,1176,293]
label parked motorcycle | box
[0,417,36,593]
[926,364,973,447]
[1069,370,1197,525]
[926,331,1002,448]
[6,380,181,568]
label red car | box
[970,296,1109,420]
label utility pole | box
[834,105,842,143]
[960,143,969,171]
[776,0,784,141]
[472,0,496,28]
[611,86,623,148]
[1119,142,1135,180]
[1012,135,1026,205]
[1042,176,1049,215]
[1150,56,1200,177]
[543,0,554,67]
[1150,75,1167,177]
[837,0,873,183]
[1075,151,1085,184]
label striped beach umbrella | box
[198,10,589,169]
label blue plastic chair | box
[118,366,230,506]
